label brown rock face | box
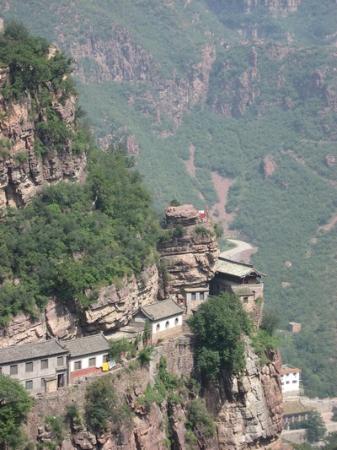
[159,204,219,303]
[26,335,283,450]
[84,264,159,332]
[0,264,159,347]
[206,343,283,450]
[0,68,86,210]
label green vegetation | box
[188,293,251,382]
[290,411,327,444]
[44,416,64,448]
[0,148,159,325]
[139,356,183,411]
[3,0,337,396]
[109,338,136,362]
[0,374,32,449]
[85,376,132,433]
[137,346,154,366]
[186,398,215,440]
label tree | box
[143,320,151,344]
[0,374,32,448]
[306,411,326,443]
[188,293,251,382]
[260,309,280,335]
[85,376,131,433]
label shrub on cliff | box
[0,21,74,99]
[188,293,251,382]
[85,376,132,433]
[0,374,32,448]
[0,149,159,325]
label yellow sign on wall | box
[102,362,109,372]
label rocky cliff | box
[0,65,86,209]
[0,264,159,347]
[158,204,219,303]
[26,335,283,450]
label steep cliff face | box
[0,66,86,209]
[207,344,283,450]
[158,204,219,303]
[0,264,159,347]
[26,335,283,450]
[65,25,215,128]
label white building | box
[63,333,110,382]
[280,365,301,397]
[135,299,184,343]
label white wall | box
[186,290,209,302]
[281,371,300,394]
[69,352,108,372]
[152,314,183,335]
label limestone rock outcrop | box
[84,264,159,332]
[208,343,283,449]
[0,67,86,209]
[159,204,219,303]
[0,264,159,347]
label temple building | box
[210,256,265,324]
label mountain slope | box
[2,0,337,396]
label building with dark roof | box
[0,339,68,394]
[210,256,265,325]
[62,333,110,381]
[135,299,184,343]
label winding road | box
[220,239,257,264]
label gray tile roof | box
[0,339,67,365]
[215,257,263,278]
[141,299,184,321]
[63,333,110,358]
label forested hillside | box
[0,23,159,329]
[2,0,337,396]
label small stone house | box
[0,339,68,395]
[210,257,264,324]
[134,299,184,343]
[63,333,110,382]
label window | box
[243,296,249,303]
[25,362,33,372]
[89,357,96,367]
[74,360,82,370]
[41,359,48,370]
[175,317,179,325]
[191,292,196,301]
[165,320,170,328]
[286,381,290,384]
[103,354,109,363]
[200,292,204,301]
[57,356,64,367]
[25,380,33,390]
[0,367,2,374]
[156,323,160,331]
[10,365,18,375]
[292,380,297,383]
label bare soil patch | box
[210,171,235,235]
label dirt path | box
[318,212,337,233]
[184,144,196,177]
[220,239,257,264]
[210,171,235,235]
